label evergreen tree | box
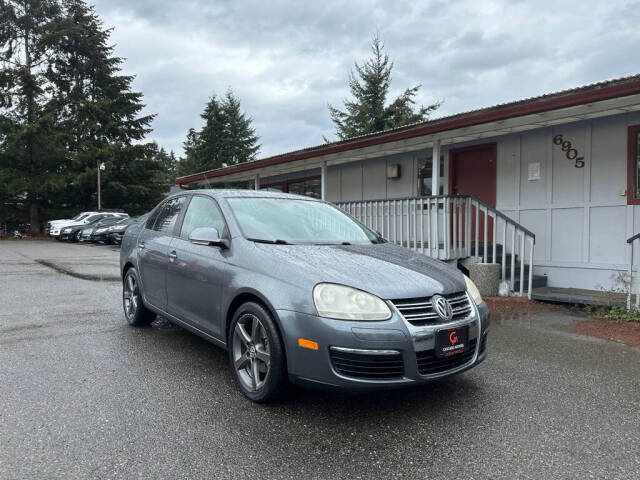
[327,35,440,141]
[48,0,162,214]
[220,90,259,165]
[152,144,177,185]
[196,94,225,170]
[177,90,259,177]
[0,0,167,228]
[176,127,202,177]
[0,0,66,233]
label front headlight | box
[313,283,391,321]
[463,275,483,305]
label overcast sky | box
[92,0,639,159]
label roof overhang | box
[177,77,640,188]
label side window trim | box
[174,195,193,238]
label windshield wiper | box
[247,238,291,245]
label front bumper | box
[278,300,489,392]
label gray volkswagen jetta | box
[120,189,489,402]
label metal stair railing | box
[335,195,536,298]
[626,233,640,309]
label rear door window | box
[145,204,164,230]
[153,197,187,235]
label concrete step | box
[531,286,630,306]
[514,274,548,292]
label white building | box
[177,75,640,302]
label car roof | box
[173,188,319,202]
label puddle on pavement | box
[35,259,120,282]
[490,308,618,344]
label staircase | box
[457,243,547,292]
[336,195,538,297]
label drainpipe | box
[254,173,260,191]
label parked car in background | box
[120,190,489,402]
[48,211,99,237]
[107,214,149,245]
[48,210,127,238]
[60,213,128,242]
[83,217,125,243]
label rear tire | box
[122,267,156,326]
[228,302,286,403]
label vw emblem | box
[432,295,453,321]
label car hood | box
[252,241,466,300]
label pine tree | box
[196,95,225,170]
[152,144,177,185]
[48,0,162,214]
[176,127,202,177]
[0,0,66,233]
[177,91,260,176]
[0,0,167,226]
[220,90,259,165]
[327,35,440,141]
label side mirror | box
[188,227,229,249]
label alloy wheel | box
[123,274,139,320]
[232,314,271,392]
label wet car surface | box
[120,190,488,401]
[2,241,639,479]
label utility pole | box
[97,160,101,210]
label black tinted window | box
[180,196,226,240]
[153,197,186,234]
[145,204,163,230]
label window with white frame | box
[418,155,444,196]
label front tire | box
[228,302,286,403]
[122,267,156,326]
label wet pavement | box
[1,240,639,479]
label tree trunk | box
[29,202,41,234]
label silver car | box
[120,190,489,402]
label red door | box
[449,143,497,245]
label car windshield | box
[85,215,103,223]
[227,197,380,245]
[71,213,89,221]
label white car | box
[47,212,99,235]
[49,212,127,238]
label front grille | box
[392,291,473,326]
[330,348,404,380]
[416,332,487,376]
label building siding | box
[261,110,640,291]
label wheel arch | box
[225,290,288,359]
[122,261,135,282]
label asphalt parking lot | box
[1,240,639,479]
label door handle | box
[169,250,177,262]
[138,242,145,250]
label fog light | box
[298,338,318,350]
